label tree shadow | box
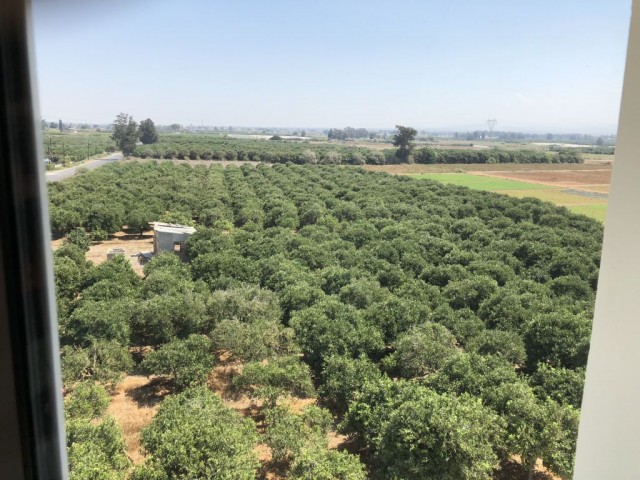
[125,376,174,408]
[256,457,289,480]
[493,459,557,480]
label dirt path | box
[106,375,170,464]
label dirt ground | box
[475,169,611,192]
[106,375,169,464]
[494,458,561,480]
[364,163,612,175]
[107,356,345,479]
[52,230,154,275]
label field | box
[53,162,599,480]
[406,173,550,190]
[43,130,114,163]
[365,164,612,222]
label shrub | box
[140,387,259,479]
[233,355,315,406]
[141,334,214,390]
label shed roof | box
[150,222,197,235]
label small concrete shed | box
[150,222,196,254]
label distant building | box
[150,222,196,254]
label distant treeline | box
[134,135,583,165]
[327,127,372,140]
[549,145,614,156]
[458,130,615,146]
[412,148,583,165]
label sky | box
[32,0,632,134]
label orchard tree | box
[126,208,154,236]
[139,118,159,144]
[140,387,259,479]
[233,355,315,407]
[377,392,503,480]
[63,228,91,252]
[487,381,579,480]
[211,318,297,362]
[64,382,110,420]
[383,322,458,378]
[392,125,417,161]
[289,447,367,480]
[342,378,503,480]
[60,341,133,391]
[264,404,332,463]
[111,113,139,155]
[319,355,381,414]
[66,416,130,480]
[141,334,214,390]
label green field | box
[408,173,550,190]
[408,173,608,222]
[567,204,608,222]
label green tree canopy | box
[289,447,367,480]
[141,334,214,390]
[111,113,139,155]
[66,417,129,480]
[233,355,315,406]
[392,125,417,161]
[383,322,458,378]
[140,387,259,479]
[138,118,159,144]
[342,378,503,480]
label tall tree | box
[138,118,159,144]
[111,113,139,156]
[58,119,63,132]
[392,125,417,161]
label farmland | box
[54,162,599,479]
[43,130,114,164]
[364,164,612,222]
[405,173,551,190]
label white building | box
[150,222,196,254]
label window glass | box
[33,1,630,478]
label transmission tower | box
[486,119,497,133]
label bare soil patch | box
[494,458,561,480]
[476,169,611,189]
[107,375,169,464]
[52,230,154,275]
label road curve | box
[46,152,122,182]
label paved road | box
[46,152,122,182]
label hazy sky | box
[33,0,631,133]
